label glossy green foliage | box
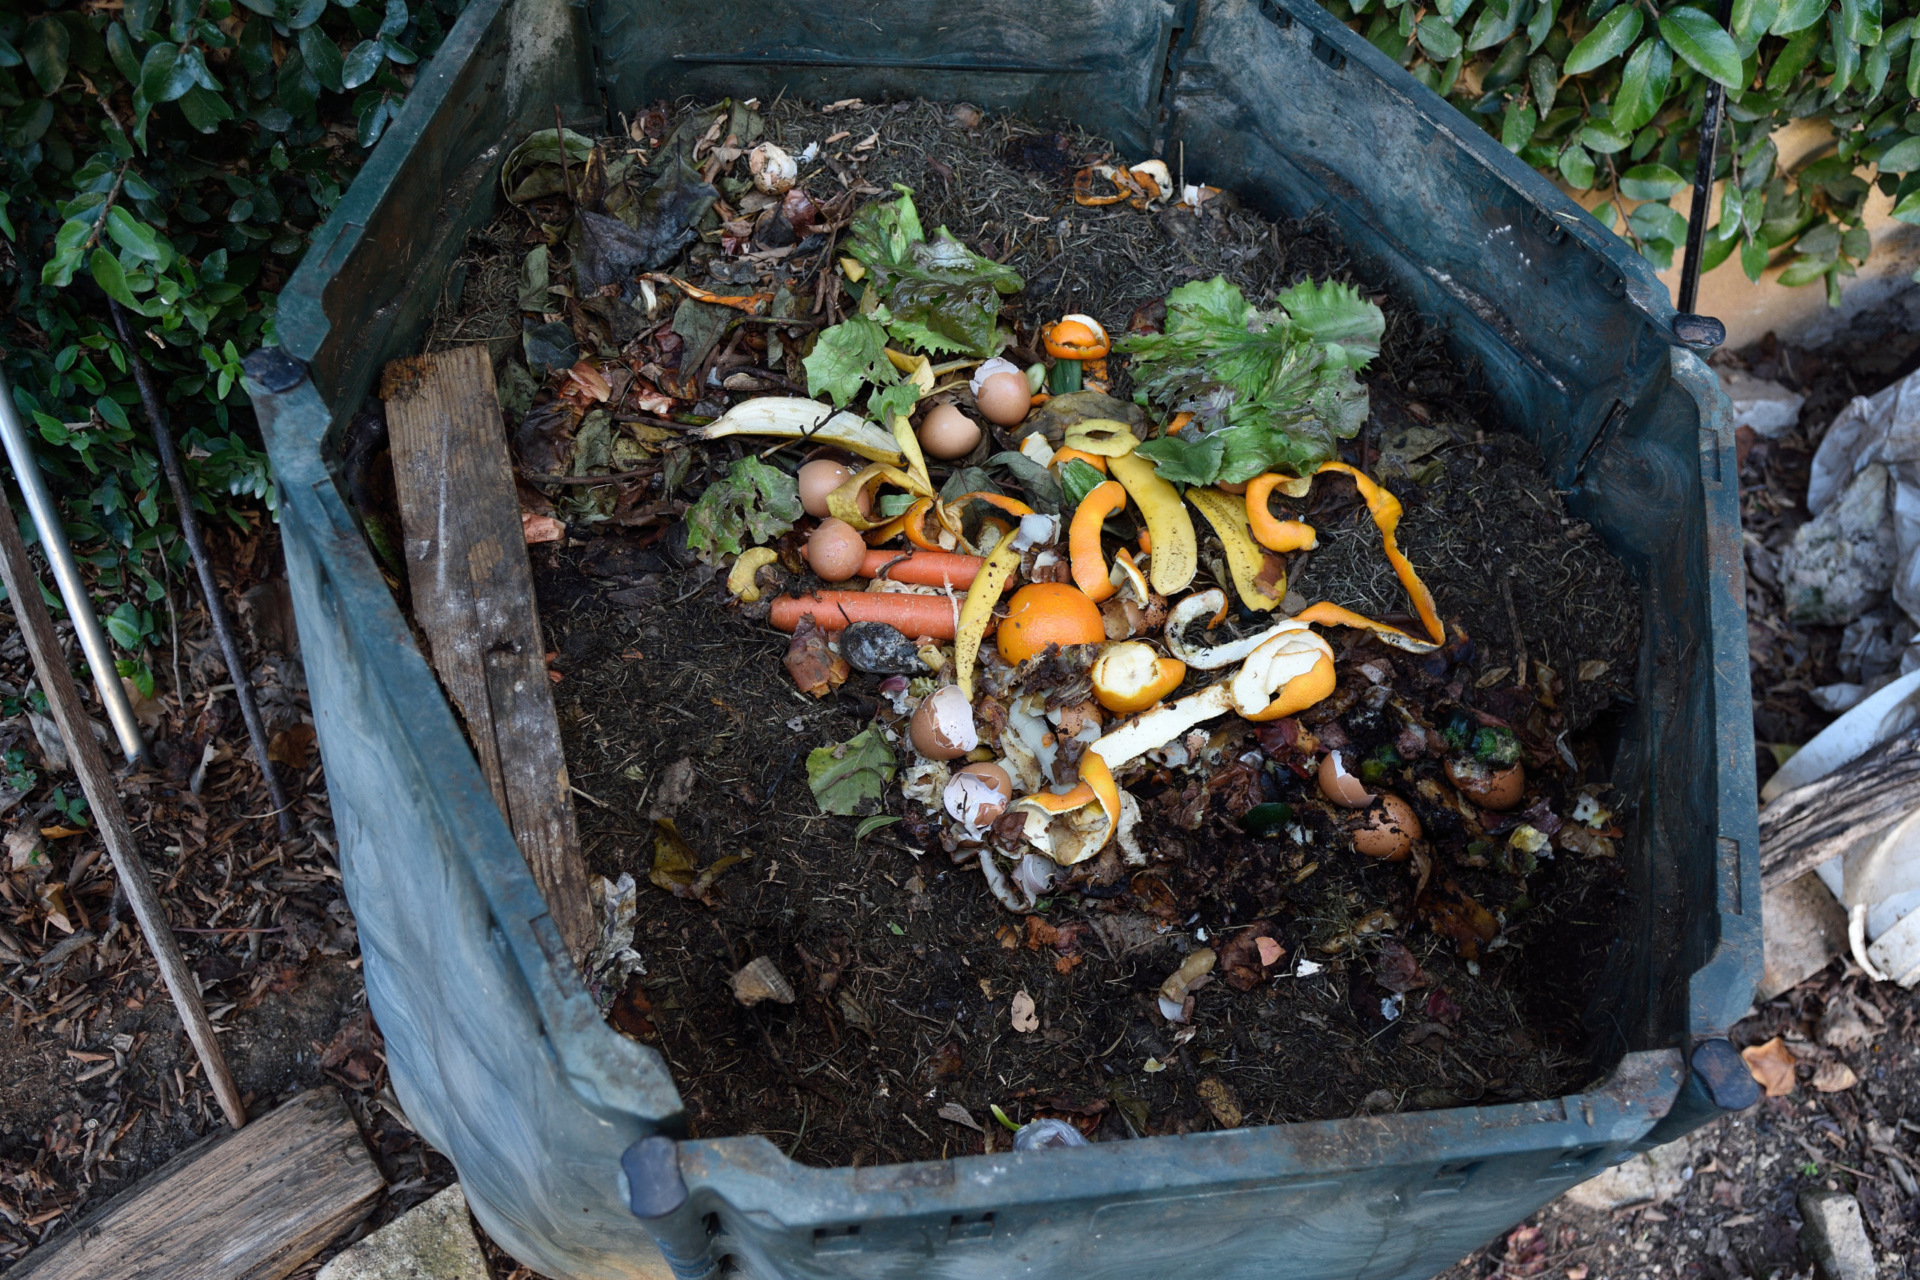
[1325,0,1920,297]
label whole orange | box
[997,583,1106,663]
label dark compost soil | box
[420,96,1643,1168]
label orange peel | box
[1315,462,1443,644]
[1045,315,1111,361]
[1091,642,1186,714]
[1012,751,1122,865]
[1291,601,1440,654]
[1051,446,1110,475]
[1069,480,1128,602]
[1245,474,1320,553]
[1187,485,1284,612]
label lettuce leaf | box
[804,314,895,408]
[1117,275,1384,486]
[847,184,1022,357]
[684,457,802,563]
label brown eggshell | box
[910,686,977,760]
[1352,795,1420,860]
[807,518,867,582]
[1445,755,1526,811]
[918,404,983,459]
[946,761,1013,827]
[1318,750,1376,809]
[798,460,857,519]
[975,371,1033,426]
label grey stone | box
[1562,1136,1695,1211]
[1798,1190,1878,1280]
[318,1184,489,1280]
[1782,463,1898,625]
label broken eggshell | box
[841,621,928,674]
[1317,749,1376,809]
[910,685,979,760]
[1157,947,1216,1023]
[749,142,797,195]
[944,760,1014,835]
[1352,795,1421,860]
[1445,754,1526,811]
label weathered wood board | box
[4,1088,382,1280]
[382,345,593,962]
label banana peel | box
[1109,452,1196,596]
[954,536,1026,700]
[727,547,778,602]
[694,397,905,465]
[1062,419,1142,458]
[1316,461,1443,644]
[891,412,934,494]
[1186,486,1284,612]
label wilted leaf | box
[806,727,896,816]
[267,723,316,770]
[1371,937,1431,992]
[854,814,901,847]
[684,457,802,563]
[937,1101,984,1132]
[649,818,699,891]
[1811,1060,1858,1092]
[1196,1076,1243,1128]
[1741,1036,1796,1096]
[785,614,850,698]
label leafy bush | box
[1319,0,1920,302]
[0,0,462,687]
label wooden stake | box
[0,481,248,1128]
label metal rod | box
[0,473,247,1128]
[0,365,151,766]
[110,303,295,837]
[1677,0,1737,316]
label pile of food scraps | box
[400,97,1640,1167]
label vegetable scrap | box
[408,97,1641,1166]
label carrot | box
[771,591,967,639]
[858,550,987,588]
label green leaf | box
[1565,5,1643,73]
[1733,0,1782,41]
[1417,13,1464,58]
[1528,0,1557,50]
[806,727,896,817]
[1880,135,1920,171]
[1841,224,1872,258]
[803,315,898,408]
[1765,21,1825,87]
[853,814,901,848]
[1611,38,1673,133]
[1134,431,1228,486]
[1716,186,1745,239]
[23,16,70,93]
[1619,162,1688,200]
[1770,0,1827,33]
[357,97,392,148]
[1778,257,1833,285]
[0,35,19,67]
[380,0,409,37]
[1056,457,1108,509]
[106,207,170,267]
[1827,9,1860,97]
[1579,119,1632,153]
[106,602,146,649]
[1741,232,1770,279]
[867,379,921,427]
[1559,141,1596,187]
[683,457,802,563]
[343,39,382,89]
[298,26,345,93]
[1658,8,1745,87]
[1502,99,1538,151]
[1276,278,1385,365]
[1466,0,1517,51]
[985,451,1064,514]
[178,84,234,132]
[1893,189,1920,223]
[847,188,1021,359]
[1628,199,1688,243]
[90,248,140,309]
[1529,53,1561,115]
[139,42,188,102]
[1841,0,1880,45]
[105,22,141,83]
[1862,40,1889,95]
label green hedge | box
[1325,0,1920,302]
[0,0,462,691]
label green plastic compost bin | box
[243,0,1762,1275]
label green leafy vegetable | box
[807,727,897,816]
[1056,458,1109,510]
[1121,276,1383,486]
[804,314,897,408]
[845,184,1022,357]
[986,450,1064,513]
[684,458,802,564]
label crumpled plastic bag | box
[1806,371,1920,645]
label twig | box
[0,483,248,1128]
[522,464,661,486]
[109,301,295,837]
[555,104,576,206]
[80,162,131,255]
[1500,569,1528,689]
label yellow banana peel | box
[1109,452,1196,596]
[1186,486,1284,612]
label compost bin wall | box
[247,0,1761,1276]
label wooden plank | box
[381,345,593,962]
[1760,726,1920,890]
[4,1088,382,1280]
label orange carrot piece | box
[858,550,988,589]
[770,592,965,639]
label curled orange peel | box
[1291,601,1440,654]
[1244,474,1320,553]
[903,497,943,550]
[1051,446,1110,475]
[1012,751,1122,865]
[1314,462,1443,645]
[1244,652,1337,722]
[1069,481,1128,603]
[1092,642,1186,714]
